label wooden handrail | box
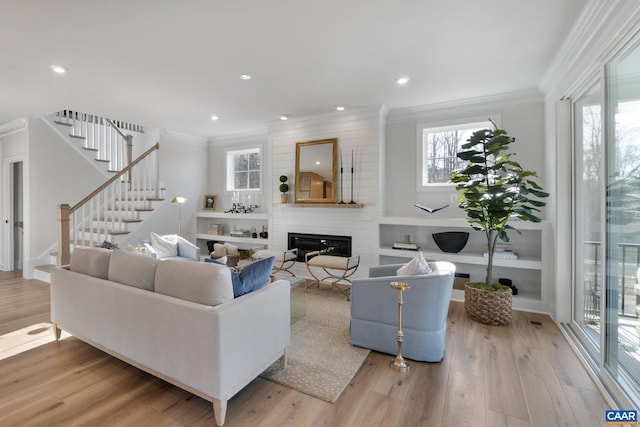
[57,142,160,265]
[70,142,160,214]
[105,118,130,140]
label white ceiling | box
[1,0,586,138]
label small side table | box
[390,281,411,372]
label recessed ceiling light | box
[336,106,345,111]
[240,74,252,80]
[396,76,410,85]
[280,114,289,121]
[51,65,68,74]
[210,115,219,121]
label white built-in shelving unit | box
[378,216,550,312]
[195,211,270,254]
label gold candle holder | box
[390,281,411,372]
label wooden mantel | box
[285,203,364,208]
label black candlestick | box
[348,149,356,204]
[338,149,345,204]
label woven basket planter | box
[464,283,513,326]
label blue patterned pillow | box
[205,256,274,297]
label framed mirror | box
[295,138,338,203]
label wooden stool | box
[305,250,360,300]
[251,248,298,277]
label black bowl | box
[432,231,469,253]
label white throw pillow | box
[150,232,178,258]
[397,251,432,276]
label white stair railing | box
[54,110,141,172]
[57,143,161,265]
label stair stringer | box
[41,117,112,178]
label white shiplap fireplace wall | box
[269,105,386,275]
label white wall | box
[207,107,385,272]
[27,118,107,274]
[207,131,270,212]
[385,90,546,219]
[268,106,385,272]
[1,117,207,277]
[124,129,208,246]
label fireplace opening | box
[288,232,352,262]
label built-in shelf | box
[285,203,364,208]
[196,211,268,219]
[195,211,270,252]
[378,216,549,312]
[378,247,542,270]
[380,216,543,230]
[195,233,268,246]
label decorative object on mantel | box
[451,121,549,325]
[224,191,261,213]
[279,175,289,203]
[432,231,469,253]
[338,149,345,204]
[295,138,338,204]
[414,203,449,214]
[349,149,357,204]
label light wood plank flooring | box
[0,272,610,426]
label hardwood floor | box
[0,273,610,426]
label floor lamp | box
[172,196,187,236]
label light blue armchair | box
[350,261,455,362]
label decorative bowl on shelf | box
[432,231,469,253]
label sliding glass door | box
[603,33,640,399]
[573,30,640,406]
[572,82,603,360]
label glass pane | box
[234,171,248,189]
[572,82,603,355]
[234,153,248,171]
[249,152,260,170]
[248,171,260,189]
[604,31,640,404]
[422,122,490,185]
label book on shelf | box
[208,224,224,235]
[229,229,251,238]
[483,250,519,259]
[392,242,420,251]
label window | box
[226,147,261,191]
[418,120,493,187]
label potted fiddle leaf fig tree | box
[450,122,549,325]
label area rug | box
[260,283,370,403]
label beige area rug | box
[260,283,370,403]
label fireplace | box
[288,232,352,262]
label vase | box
[280,193,288,203]
[464,283,512,325]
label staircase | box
[33,111,162,282]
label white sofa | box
[50,247,290,426]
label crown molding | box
[386,88,543,124]
[269,104,386,131]
[0,118,27,137]
[160,129,208,146]
[540,0,640,99]
[208,128,268,145]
